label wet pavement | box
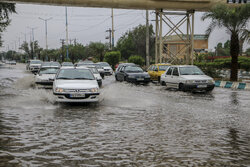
[0,63,250,167]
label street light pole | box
[65,7,69,60]
[39,17,52,50]
[27,26,38,59]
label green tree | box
[84,42,108,62]
[116,24,155,63]
[69,43,86,63]
[0,2,16,47]
[202,4,250,81]
[128,55,145,66]
[104,51,121,69]
[20,40,42,60]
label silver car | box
[53,67,100,103]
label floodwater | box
[0,63,250,167]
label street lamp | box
[38,17,53,50]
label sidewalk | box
[215,80,250,90]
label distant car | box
[53,67,100,103]
[41,61,61,68]
[147,63,171,82]
[27,60,43,73]
[77,64,103,87]
[61,62,74,67]
[35,67,60,88]
[10,60,16,65]
[115,65,150,84]
[160,65,215,92]
[93,63,105,79]
[97,62,113,75]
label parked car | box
[147,63,171,82]
[97,62,113,75]
[160,65,215,92]
[61,62,74,67]
[93,63,105,79]
[10,60,16,65]
[35,67,60,88]
[115,65,150,84]
[77,64,103,87]
[26,60,43,73]
[53,67,100,103]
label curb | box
[215,80,250,90]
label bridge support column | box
[155,10,195,64]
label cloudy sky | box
[0,3,249,52]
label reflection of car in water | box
[147,63,171,82]
[77,64,103,87]
[35,67,60,88]
[161,65,215,92]
[116,65,151,84]
[26,60,43,73]
[53,67,100,103]
[97,62,113,75]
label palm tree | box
[0,2,16,47]
[202,4,250,81]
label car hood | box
[127,72,149,77]
[36,74,56,80]
[30,64,41,67]
[103,66,112,70]
[54,79,98,89]
[180,75,212,80]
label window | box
[148,66,152,71]
[166,67,173,75]
[173,67,179,76]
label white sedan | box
[160,65,215,92]
[53,67,100,103]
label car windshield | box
[179,66,205,75]
[39,68,59,74]
[62,62,73,66]
[159,65,170,71]
[30,60,42,64]
[99,62,110,67]
[88,67,99,74]
[125,66,143,73]
[42,62,60,67]
[56,69,95,80]
[94,64,103,69]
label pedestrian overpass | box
[3,0,247,64]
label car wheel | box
[179,83,186,91]
[158,76,161,83]
[123,76,127,82]
[161,81,166,86]
[115,75,118,81]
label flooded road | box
[1,63,250,167]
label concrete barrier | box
[215,80,250,91]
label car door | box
[151,65,157,80]
[147,65,153,79]
[117,66,125,81]
[165,67,173,87]
[172,67,180,88]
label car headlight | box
[90,88,98,93]
[55,87,64,93]
[128,75,135,78]
[208,79,215,84]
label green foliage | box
[69,44,85,63]
[128,55,145,66]
[104,51,121,69]
[116,24,155,61]
[0,2,16,47]
[84,42,108,62]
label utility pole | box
[106,28,112,50]
[65,7,69,60]
[27,27,37,59]
[146,10,150,67]
[60,39,65,62]
[111,8,115,50]
[39,17,52,50]
[21,32,27,43]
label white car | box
[27,60,43,73]
[97,62,113,75]
[35,67,60,88]
[77,65,103,87]
[161,65,215,92]
[53,67,100,103]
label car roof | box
[170,65,197,68]
[152,63,171,66]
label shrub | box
[104,51,121,69]
[128,55,145,66]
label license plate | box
[70,94,85,98]
[197,85,207,88]
[137,78,144,81]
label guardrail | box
[215,80,250,90]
